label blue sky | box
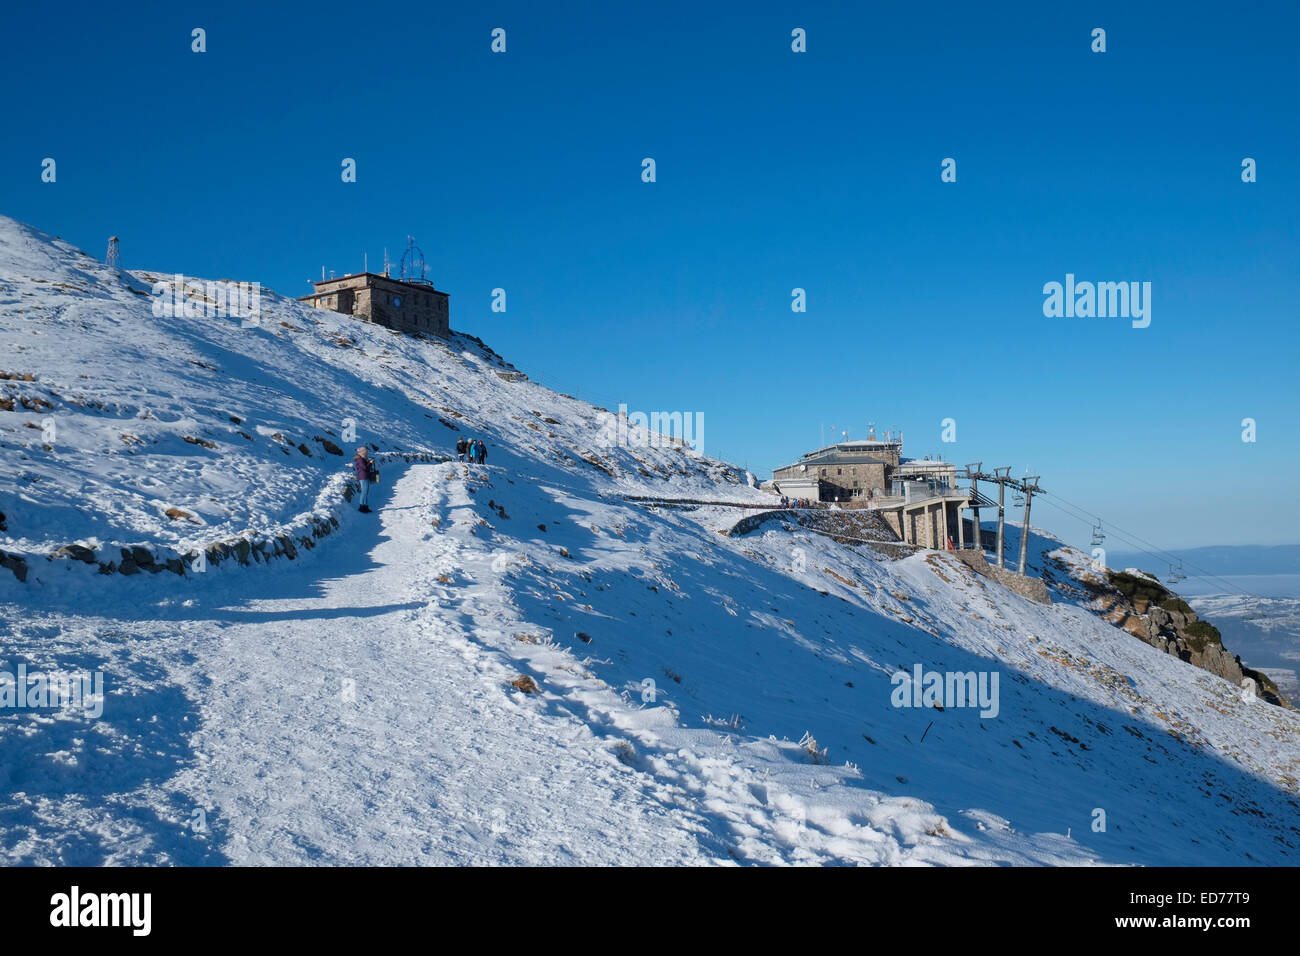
[2,0,1296,553]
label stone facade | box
[773,453,888,501]
[299,273,449,337]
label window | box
[393,295,402,308]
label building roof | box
[783,451,888,468]
[304,272,449,296]
[895,458,956,472]
[799,439,901,458]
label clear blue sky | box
[2,0,1296,553]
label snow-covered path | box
[2,462,1093,866]
[162,463,725,865]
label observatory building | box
[299,237,450,337]
[298,272,450,337]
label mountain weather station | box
[300,236,450,337]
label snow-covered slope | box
[2,216,1298,866]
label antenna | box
[106,236,120,270]
[364,252,368,274]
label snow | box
[3,215,1299,866]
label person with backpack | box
[353,447,379,513]
[456,436,467,461]
[478,440,488,465]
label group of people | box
[779,496,814,509]
[456,436,489,464]
[352,437,491,514]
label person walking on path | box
[456,436,468,461]
[353,447,378,513]
[477,440,488,465]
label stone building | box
[767,436,998,550]
[298,272,450,337]
[771,438,902,502]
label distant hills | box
[1107,544,1300,578]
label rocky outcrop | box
[1076,566,1288,708]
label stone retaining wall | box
[0,450,448,585]
[952,548,1052,604]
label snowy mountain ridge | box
[1,215,1298,866]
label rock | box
[52,544,96,564]
[0,551,28,582]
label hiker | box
[353,447,379,513]
[478,440,488,465]
[456,436,467,461]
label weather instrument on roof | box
[400,235,429,284]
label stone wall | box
[773,460,886,500]
[1,451,449,585]
[953,548,1052,604]
[302,275,449,337]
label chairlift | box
[1012,488,1026,507]
[1168,560,1186,584]
[1090,521,1105,546]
